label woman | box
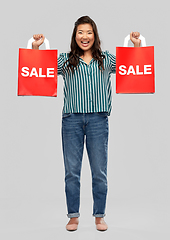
[32,16,141,231]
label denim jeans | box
[62,112,108,218]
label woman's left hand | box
[130,32,141,47]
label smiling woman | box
[31,15,141,232]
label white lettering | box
[118,64,152,76]
[20,67,55,78]
[119,65,126,75]
[136,65,143,75]
[144,65,152,74]
[39,68,46,77]
[30,67,38,77]
[21,67,29,77]
[127,65,136,75]
[47,68,55,77]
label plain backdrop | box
[0,0,170,239]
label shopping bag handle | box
[27,37,50,49]
[123,34,146,47]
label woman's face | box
[75,23,95,54]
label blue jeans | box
[62,112,108,218]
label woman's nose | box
[82,33,88,38]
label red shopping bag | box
[18,38,58,97]
[116,35,155,94]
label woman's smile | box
[81,41,89,47]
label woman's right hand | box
[32,34,45,49]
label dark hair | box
[65,16,105,73]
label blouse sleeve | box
[105,51,116,74]
[57,53,66,76]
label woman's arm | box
[31,34,64,76]
[130,32,141,47]
[32,34,45,49]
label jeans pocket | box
[96,112,108,117]
[62,113,71,118]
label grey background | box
[0,0,170,239]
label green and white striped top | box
[58,51,116,116]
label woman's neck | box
[80,50,93,65]
[81,49,92,57]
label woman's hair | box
[65,16,105,73]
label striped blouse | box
[58,51,116,116]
